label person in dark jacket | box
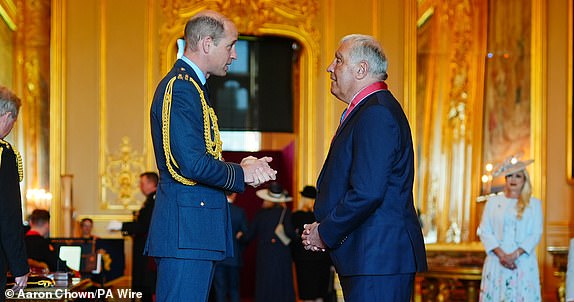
[25,209,67,272]
[0,86,29,298]
[292,186,334,302]
[121,172,158,302]
[248,181,296,302]
[212,191,248,302]
[302,34,427,301]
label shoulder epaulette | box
[175,67,198,85]
[0,138,23,182]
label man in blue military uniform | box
[145,10,277,302]
[0,86,29,300]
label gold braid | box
[161,75,223,186]
[188,78,223,160]
[0,139,23,182]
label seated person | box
[25,209,68,272]
[79,218,98,240]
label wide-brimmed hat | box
[300,185,317,199]
[493,159,534,177]
[256,181,292,203]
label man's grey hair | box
[184,14,226,52]
[341,34,388,80]
[0,86,21,118]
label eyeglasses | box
[505,173,524,179]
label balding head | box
[184,10,230,52]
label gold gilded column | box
[14,0,51,195]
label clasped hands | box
[241,156,277,187]
[494,247,522,270]
[301,222,327,252]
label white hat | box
[493,159,534,177]
[256,181,292,203]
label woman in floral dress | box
[478,159,542,301]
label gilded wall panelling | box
[567,0,573,185]
[14,0,51,219]
[0,0,15,109]
[530,0,547,289]
[409,0,548,296]
[414,0,487,244]
[482,0,533,191]
[101,137,146,210]
[0,0,16,91]
[50,0,67,235]
[99,0,109,209]
[98,0,151,210]
[412,0,545,245]
[0,0,16,30]
[320,0,336,162]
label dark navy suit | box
[314,87,427,301]
[212,203,248,302]
[146,59,245,302]
[248,206,296,302]
[122,192,156,301]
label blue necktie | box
[204,83,212,105]
[340,108,347,124]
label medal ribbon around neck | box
[161,75,223,186]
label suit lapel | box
[335,95,373,137]
[316,94,377,188]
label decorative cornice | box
[162,0,318,35]
[159,0,320,72]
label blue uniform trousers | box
[339,273,415,302]
[155,257,215,302]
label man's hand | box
[241,156,277,187]
[302,222,326,252]
[12,272,29,291]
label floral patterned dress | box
[477,194,543,301]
